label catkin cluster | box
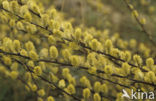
[0,0,156,101]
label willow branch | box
[0,6,147,73]
[14,59,81,101]
[122,0,156,47]
[0,49,155,88]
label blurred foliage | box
[51,0,156,43]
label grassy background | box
[51,0,156,44]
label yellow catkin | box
[10,62,18,71]
[30,3,40,15]
[41,14,49,26]
[25,41,35,51]
[20,49,28,56]
[132,10,139,17]
[10,1,19,13]
[67,84,76,94]
[26,24,37,34]
[62,49,71,60]
[101,84,108,94]
[49,46,58,59]
[50,73,58,83]
[27,61,35,67]
[10,71,18,79]
[149,6,155,13]
[2,1,10,11]
[29,50,39,60]
[37,89,45,97]
[50,9,57,19]
[17,21,24,30]
[94,81,101,93]
[105,39,113,53]
[47,96,55,101]
[34,66,42,76]
[39,62,46,71]
[90,39,100,51]
[62,68,70,78]
[48,35,55,44]
[122,62,131,75]
[13,40,21,52]
[58,79,66,88]
[9,19,15,27]
[133,55,142,66]
[104,65,113,75]
[80,76,92,89]
[74,28,82,40]
[146,58,154,69]
[88,66,97,74]
[50,67,58,74]
[37,97,43,101]
[24,12,32,22]
[3,56,12,65]
[70,55,79,66]
[31,84,37,91]
[140,18,146,25]
[93,93,101,101]
[39,48,48,59]
[83,88,91,99]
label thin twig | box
[122,0,156,47]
